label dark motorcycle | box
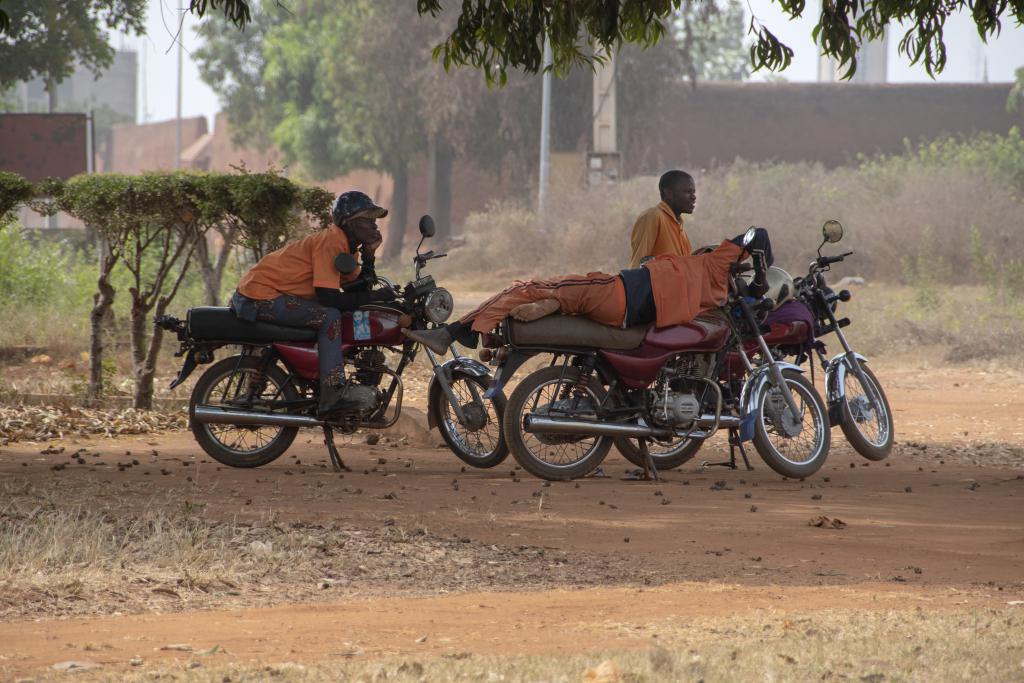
[483,228,831,481]
[788,220,894,460]
[156,216,508,471]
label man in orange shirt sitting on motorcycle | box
[404,228,773,354]
[230,191,398,418]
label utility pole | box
[537,37,553,215]
[175,0,184,168]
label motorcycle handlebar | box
[817,250,854,267]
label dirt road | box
[0,356,1021,679]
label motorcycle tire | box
[614,434,702,471]
[429,371,509,469]
[190,356,300,468]
[752,368,831,479]
[838,363,894,461]
[503,365,613,481]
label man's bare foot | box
[510,299,560,322]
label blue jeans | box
[231,292,345,390]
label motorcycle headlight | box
[423,287,454,324]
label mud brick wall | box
[625,82,1023,173]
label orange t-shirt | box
[629,202,693,267]
[237,228,362,301]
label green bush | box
[0,172,33,222]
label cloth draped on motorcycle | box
[463,239,742,333]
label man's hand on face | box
[345,216,383,253]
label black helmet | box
[331,191,388,226]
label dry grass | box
[813,284,1024,363]
[433,162,1022,287]
[29,608,1024,681]
[0,478,666,620]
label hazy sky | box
[123,0,1024,128]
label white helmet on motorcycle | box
[765,266,795,309]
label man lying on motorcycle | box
[404,228,773,354]
[230,190,398,418]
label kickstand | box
[639,438,660,482]
[699,428,753,471]
[323,425,347,472]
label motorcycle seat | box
[187,307,317,343]
[508,314,647,350]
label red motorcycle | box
[157,216,508,471]
[485,228,831,481]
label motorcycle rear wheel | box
[190,356,300,468]
[504,365,612,481]
[430,371,509,468]
[839,363,893,461]
[752,369,831,478]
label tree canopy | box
[0,0,147,103]
[108,0,1024,82]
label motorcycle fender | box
[426,358,496,431]
[169,349,199,390]
[825,352,868,425]
[737,362,806,442]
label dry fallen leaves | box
[808,516,847,529]
[0,405,186,443]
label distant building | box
[19,49,137,119]
[818,30,888,83]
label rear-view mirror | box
[334,253,358,275]
[419,215,436,238]
[822,220,844,243]
[741,226,757,247]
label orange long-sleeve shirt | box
[629,201,692,267]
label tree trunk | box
[46,78,57,113]
[428,135,454,244]
[382,162,409,263]
[196,231,234,306]
[88,276,116,403]
[46,78,59,230]
[88,238,117,402]
[129,291,153,410]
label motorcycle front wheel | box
[839,362,894,461]
[503,365,612,481]
[752,369,831,478]
[429,371,509,468]
[190,356,300,468]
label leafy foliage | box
[0,171,34,222]
[166,0,1024,81]
[1008,67,1024,114]
[0,0,146,101]
[415,0,1023,81]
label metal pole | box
[537,37,552,215]
[175,0,184,168]
[86,108,95,174]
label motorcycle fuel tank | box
[273,308,406,381]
